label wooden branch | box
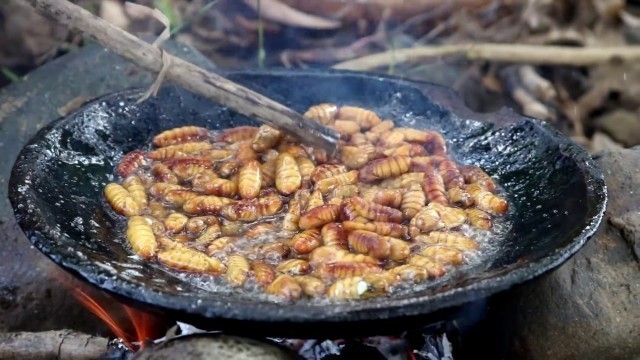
[19,0,339,155]
[0,330,108,359]
[333,43,640,71]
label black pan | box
[8,69,606,338]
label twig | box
[19,0,339,155]
[499,65,554,122]
[333,43,640,71]
[124,2,171,104]
[0,330,108,359]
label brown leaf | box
[620,10,640,29]
[58,96,90,117]
[280,34,381,67]
[519,65,557,103]
[277,0,491,22]
[243,0,341,30]
[591,0,625,20]
[512,88,555,122]
[100,0,130,30]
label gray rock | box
[596,109,640,147]
[0,40,214,332]
[134,335,297,360]
[589,131,624,154]
[509,146,640,360]
[610,211,640,260]
[400,60,506,114]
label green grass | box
[257,0,266,68]
[387,36,397,76]
[1,67,20,82]
[154,0,182,32]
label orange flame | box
[55,272,165,351]
[70,286,164,350]
[124,304,159,349]
[72,288,136,348]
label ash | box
[271,328,454,360]
[416,333,454,360]
[102,321,455,360]
[101,338,134,360]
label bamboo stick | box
[333,43,640,71]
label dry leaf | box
[243,0,341,29]
[280,34,380,67]
[121,2,172,103]
[519,65,557,103]
[620,10,640,29]
[512,88,555,122]
[278,0,491,22]
[591,0,624,20]
[124,2,170,47]
[100,0,130,30]
[58,96,90,117]
[522,0,553,31]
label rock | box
[507,146,640,359]
[589,131,624,154]
[0,40,214,333]
[610,211,640,260]
[0,0,68,68]
[596,109,640,147]
[133,335,297,360]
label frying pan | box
[8,69,606,338]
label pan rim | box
[8,68,607,324]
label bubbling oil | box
[161,190,512,304]
[104,104,512,303]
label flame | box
[72,286,164,350]
[72,287,136,349]
[124,304,159,349]
[55,272,164,351]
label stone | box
[134,335,297,360]
[610,211,640,260]
[589,131,624,154]
[0,0,68,68]
[0,39,214,333]
[596,109,640,147]
[507,146,640,359]
[399,59,507,114]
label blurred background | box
[1,0,640,153]
[1,2,639,359]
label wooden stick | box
[0,330,108,359]
[19,0,339,155]
[333,43,640,70]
